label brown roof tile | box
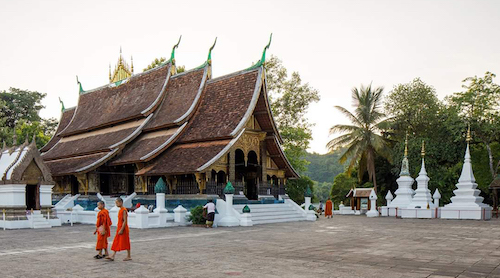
[42,119,144,160]
[60,64,170,136]
[109,130,175,165]
[137,140,230,175]
[45,152,110,176]
[144,67,205,130]
[178,69,260,143]
[40,107,76,152]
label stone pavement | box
[1,216,500,278]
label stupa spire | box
[400,132,410,176]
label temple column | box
[261,141,267,184]
[229,150,235,183]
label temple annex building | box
[40,37,299,201]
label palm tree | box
[327,84,391,193]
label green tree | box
[0,88,57,148]
[330,172,358,208]
[143,57,185,73]
[286,176,315,204]
[0,87,46,128]
[313,181,332,202]
[447,72,500,178]
[265,55,320,173]
[327,84,391,193]
[385,78,441,135]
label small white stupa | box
[441,126,492,220]
[402,141,437,218]
[385,134,414,216]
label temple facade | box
[41,38,298,200]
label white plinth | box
[400,208,438,219]
[240,213,253,226]
[0,184,26,208]
[441,206,492,220]
[39,184,54,207]
[381,207,403,217]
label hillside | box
[304,150,344,183]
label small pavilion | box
[346,188,374,211]
[0,137,59,229]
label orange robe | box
[111,207,130,252]
[96,209,112,250]
[325,200,333,216]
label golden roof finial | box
[110,47,133,83]
[109,64,111,82]
[466,124,472,142]
[421,140,425,158]
[131,56,134,74]
[404,131,409,157]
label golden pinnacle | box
[421,140,425,157]
[466,124,472,142]
[404,131,409,157]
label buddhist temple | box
[40,36,298,202]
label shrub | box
[188,205,205,225]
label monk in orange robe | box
[107,197,131,261]
[94,201,111,259]
[325,198,333,218]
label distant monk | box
[94,201,111,259]
[107,197,131,261]
[325,198,333,218]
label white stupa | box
[441,126,492,220]
[385,134,414,216]
[407,141,434,209]
[401,141,437,218]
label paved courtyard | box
[1,216,500,278]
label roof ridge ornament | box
[207,37,217,65]
[58,97,65,112]
[170,35,182,75]
[247,33,273,70]
[76,76,84,94]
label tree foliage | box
[0,88,57,148]
[447,72,500,178]
[143,57,185,73]
[265,55,320,173]
[286,176,315,204]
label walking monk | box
[325,198,333,218]
[107,197,131,261]
[94,201,112,259]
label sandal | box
[105,257,114,261]
[94,255,103,259]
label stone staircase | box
[233,203,307,225]
[31,211,51,229]
[54,194,80,210]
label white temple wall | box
[39,185,54,208]
[0,184,26,208]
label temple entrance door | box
[26,184,39,210]
[70,175,79,195]
[100,173,110,195]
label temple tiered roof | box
[41,38,298,179]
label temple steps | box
[233,203,306,225]
[31,211,51,229]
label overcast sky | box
[1,0,499,154]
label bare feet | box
[123,257,132,261]
[105,257,114,261]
